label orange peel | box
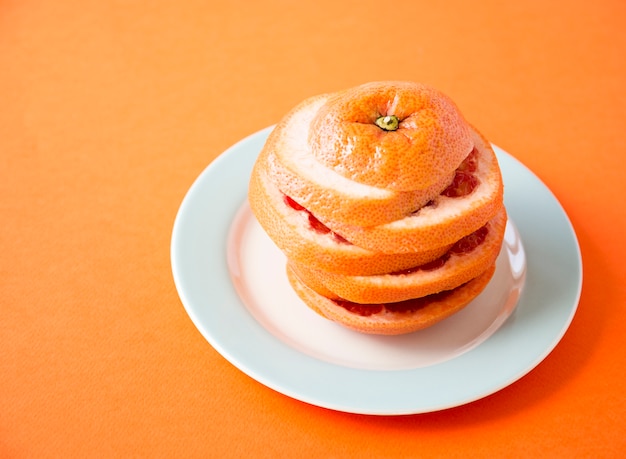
[309,81,473,191]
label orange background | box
[2,1,625,457]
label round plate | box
[171,126,582,415]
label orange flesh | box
[333,286,457,317]
[283,195,350,244]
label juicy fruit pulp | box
[442,149,479,197]
[283,195,350,244]
[333,288,455,317]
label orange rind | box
[309,81,473,191]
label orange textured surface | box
[309,81,472,191]
[2,1,625,457]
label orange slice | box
[248,158,453,275]
[287,263,497,335]
[289,208,506,304]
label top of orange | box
[308,81,474,191]
[262,93,456,227]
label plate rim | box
[171,126,583,415]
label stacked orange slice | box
[248,81,506,335]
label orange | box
[247,81,507,334]
[309,81,473,191]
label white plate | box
[171,127,582,415]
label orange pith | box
[247,81,507,334]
